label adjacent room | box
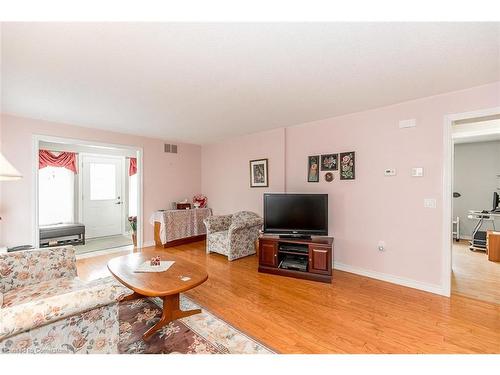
[451,116,500,303]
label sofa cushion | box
[39,223,85,239]
[2,277,86,308]
[0,246,77,293]
[0,276,130,340]
[0,292,3,309]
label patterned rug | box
[118,295,274,354]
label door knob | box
[115,202,122,205]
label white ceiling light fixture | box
[0,152,22,181]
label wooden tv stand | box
[258,235,333,283]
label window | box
[39,166,75,225]
[90,163,116,200]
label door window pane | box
[90,163,116,200]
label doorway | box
[444,108,500,303]
[33,135,143,256]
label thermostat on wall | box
[412,167,424,177]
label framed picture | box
[340,151,355,180]
[307,155,320,182]
[321,153,338,171]
[249,159,269,187]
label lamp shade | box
[0,152,22,181]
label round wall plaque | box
[325,172,334,182]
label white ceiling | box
[1,22,499,144]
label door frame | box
[78,153,126,238]
[442,106,500,297]
[32,134,144,249]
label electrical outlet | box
[384,168,396,176]
[378,241,386,251]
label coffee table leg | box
[120,292,143,302]
[143,293,202,340]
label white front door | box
[81,155,124,238]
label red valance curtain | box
[39,150,77,173]
[129,157,137,176]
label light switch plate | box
[412,167,424,177]
[384,168,396,176]
[424,198,436,208]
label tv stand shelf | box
[258,235,333,283]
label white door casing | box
[81,154,125,238]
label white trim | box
[32,134,145,250]
[442,106,500,298]
[32,136,39,248]
[333,262,446,296]
[136,149,144,249]
[142,240,155,248]
[75,244,133,260]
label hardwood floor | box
[452,240,500,304]
[77,241,500,354]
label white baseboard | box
[142,240,155,248]
[333,262,447,297]
[76,245,134,260]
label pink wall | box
[201,82,500,290]
[0,114,202,247]
[202,128,286,215]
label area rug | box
[118,295,274,354]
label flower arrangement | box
[150,256,161,266]
[128,216,137,247]
[192,194,207,208]
[128,216,137,232]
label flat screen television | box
[263,193,328,238]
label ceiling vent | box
[164,144,178,153]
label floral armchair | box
[203,211,263,261]
[0,246,130,354]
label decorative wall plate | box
[325,172,334,182]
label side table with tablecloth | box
[150,208,212,248]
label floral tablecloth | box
[149,208,212,245]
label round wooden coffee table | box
[107,251,208,340]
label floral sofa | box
[203,211,263,261]
[0,246,130,354]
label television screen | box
[263,193,328,236]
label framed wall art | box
[307,155,320,182]
[339,151,355,180]
[321,153,338,171]
[249,158,269,187]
